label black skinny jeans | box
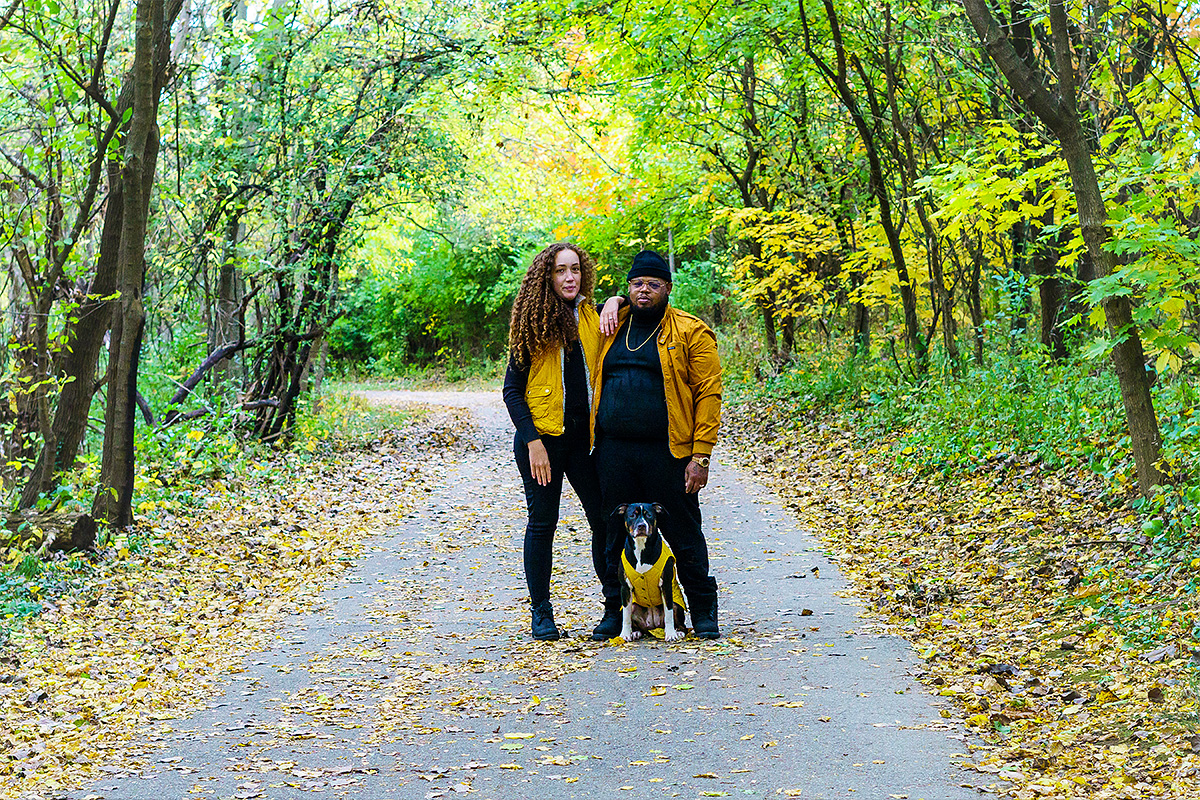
[595,436,719,609]
[514,419,610,607]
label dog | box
[614,503,688,642]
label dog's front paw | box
[663,628,686,642]
[620,629,642,642]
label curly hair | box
[508,242,596,369]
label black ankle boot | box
[591,607,622,640]
[531,600,560,641]
[692,597,720,639]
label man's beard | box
[630,295,669,322]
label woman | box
[503,242,619,640]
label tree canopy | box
[1,0,1200,519]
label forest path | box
[69,389,979,800]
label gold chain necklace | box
[625,318,663,352]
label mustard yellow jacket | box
[523,302,603,446]
[595,305,722,459]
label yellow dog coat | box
[622,542,688,611]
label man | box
[590,249,723,640]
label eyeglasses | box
[629,279,667,292]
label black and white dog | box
[614,503,688,642]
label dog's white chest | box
[631,540,657,574]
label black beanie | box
[626,250,672,282]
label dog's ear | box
[611,504,628,517]
[652,503,667,517]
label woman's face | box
[551,249,582,302]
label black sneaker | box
[691,599,720,639]
[591,607,622,640]
[531,601,560,641]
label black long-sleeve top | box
[595,305,669,441]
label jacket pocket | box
[527,385,554,412]
[527,385,559,431]
[667,340,696,383]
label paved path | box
[68,390,978,800]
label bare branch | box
[160,338,259,425]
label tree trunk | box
[310,245,338,413]
[18,0,185,510]
[781,316,795,361]
[800,0,925,369]
[27,282,58,499]
[5,303,40,475]
[860,119,924,370]
[215,212,242,385]
[1033,224,1068,359]
[253,197,352,439]
[1036,273,1066,358]
[708,226,725,326]
[759,296,778,359]
[310,337,329,413]
[970,247,985,365]
[1008,217,1032,339]
[837,189,869,358]
[745,239,778,360]
[19,171,125,509]
[850,266,870,357]
[916,201,959,371]
[92,0,161,527]
[961,0,1165,495]
[1060,119,1162,490]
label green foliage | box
[727,345,869,418]
[330,232,529,374]
[669,259,730,323]
[730,337,1133,481]
[350,358,506,388]
[126,388,416,521]
[728,318,1200,572]
[133,415,252,517]
[883,352,1127,478]
[727,327,1200,650]
[0,553,95,641]
[719,207,845,324]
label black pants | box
[594,436,718,608]
[514,420,608,607]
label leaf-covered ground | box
[14,390,985,800]
[19,385,1185,799]
[725,401,1200,800]
[0,407,470,798]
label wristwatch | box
[692,455,711,468]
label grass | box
[726,339,1173,491]
[330,356,504,391]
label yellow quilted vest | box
[524,303,602,445]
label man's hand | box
[528,439,552,486]
[600,295,624,336]
[684,459,709,493]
